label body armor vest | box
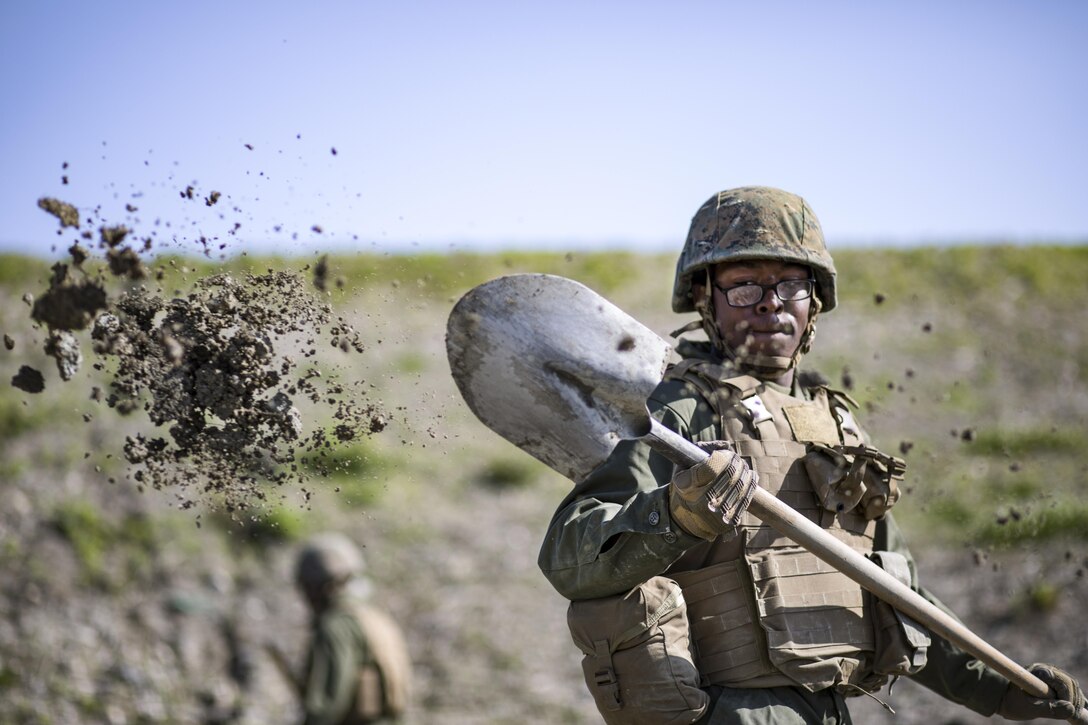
[663,360,888,693]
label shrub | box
[966,428,1084,458]
[479,457,536,489]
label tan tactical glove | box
[997,663,1086,720]
[669,443,758,540]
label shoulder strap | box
[822,385,860,411]
[817,385,865,445]
[664,361,779,440]
[664,359,738,408]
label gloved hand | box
[997,663,1086,720]
[669,443,758,540]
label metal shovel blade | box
[445,274,672,482]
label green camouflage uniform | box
[302,593,382,725]
[538,339,1010,723]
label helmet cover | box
[295,532,366,590]
[672,186,837,313]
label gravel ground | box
[2,247,1085,724]
[2,442,1084,725]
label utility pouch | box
[867,551,930,677]
[567,576,709,725]
[351,604,412,721]
[803,444,906,520]
[355,665,383,722]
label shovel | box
[446,273,1088,723]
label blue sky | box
[2,1,1086,258]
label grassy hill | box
[0,245,1085,723]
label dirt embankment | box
[2,164,1085,723]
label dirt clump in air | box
[37,197,81,228]
[313,254,330,292]
[87,271,384,510]
[68,243,90,266]
[22,189,389,512]
[100,224,129,247]
[44,331,82,381]
[312,254,345,293]
[31,263,109,331]
[98,224,147,279]
[106,246,147,280]
[12,365,45,393]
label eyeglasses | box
[713,278,815,308]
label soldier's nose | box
[756,290,783,314]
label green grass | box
[0,397,51,440]
[52,500,112,576]
[899,422,1088,546]
[1023,580,1062,613]
[0,254,49,286]
[227,503,309,544]
[209,249,669,302]
[905,453,1088,548]
[51,500,159,588]
[973,502,1088,547]
[835,245,1088,309]
[6,244,1085,306]
[965,427,1085,457]
[394,352,428,374]
[0,663,18,691]
[296,440,393,507]
[300,440,387,478]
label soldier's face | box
[710,260,812,361]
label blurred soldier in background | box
[539,187,1085,724]
[293,532,411,725]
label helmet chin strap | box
[694,269,822,379]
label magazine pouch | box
[867,551,930,678]
[567,576,709,724]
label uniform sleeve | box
[302,612,363,725]
[875,515,1009,716]
[537,381,713,601]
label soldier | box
[538,187,1084,723]
[294,533,412,725]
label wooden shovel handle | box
[647,421,1088,724]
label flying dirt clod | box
[21,191,389,512]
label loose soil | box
[18,188,389,512]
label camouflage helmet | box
[672,186,837,313]
[295,532,365,590]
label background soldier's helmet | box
[295,532,365,590]
[671,186,837,313]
